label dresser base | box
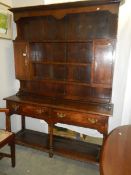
[15,129,100,164]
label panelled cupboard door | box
[92,39,115,87]
[13,42,32,80]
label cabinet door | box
[14,42,31,80]
[92,40,114,87]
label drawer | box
[8,102,21,114]
[8,102,48,117]
[21,105,48,117]
[51,109,108,132]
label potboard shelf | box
[15,129,100,164]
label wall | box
[120,0,131,125]
[122,48,131,124]
[12,0,44,7]
[0,0,12,6]
[12,0,92,6]
[44,0,81,4]
[110,0,131,131]
[1,0,131,137]
[0,0,14,129]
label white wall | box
[0,1,14,129]
[122,49,131,124]
[12,0,44,7]
[44,0,81,4]
[110,0,131,131]
[0,0,12,7]
[1,0,131,137]
[12,0,86,7]
[120,0,131,125]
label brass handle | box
[88,118,98,124]
[22,53,27,57]
[12,104,19,112]
[36,108,47,114]
[36,109,42,114]
[57,112,66,118]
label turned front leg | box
[48,123,54,158]
[103,133,108,144]
[6,112,11,132]
[21,115,26,130]
[10,134,15,167]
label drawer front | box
[8,102,48,118]
[21,105,48,117]
[7,101,108,133]
[51,109,108,132]
[8,102,21,114]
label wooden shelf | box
[32,78,91,86]
[15,129,100,164]
[27,40,93,43]
[53,135,100,164]
[15,129,49,152]
[31,78,111,88]
[32,61,91,66]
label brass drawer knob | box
[36,109,42,114]
[88,118,98,124]
[22,53,27,57]
[57,112,66,118]
[36,108,47,115]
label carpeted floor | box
[0,145,100,175]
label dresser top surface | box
[4,95,113,117]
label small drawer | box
[8,102,48,118]
[51,109,108,131]
[8,102,21,114]
[21,105,48,117]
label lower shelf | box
[15,129,49,152]
[15,129,100,164]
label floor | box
[0,145,100,175]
